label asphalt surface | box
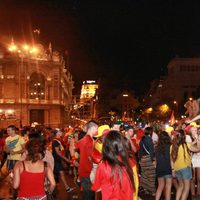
[0,173,81,200]
[0,174,198,200]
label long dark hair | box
[171,129,190,162]
[102,130,134,190]
[156,131,171,156]
[26,139,44,163]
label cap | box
[94,125,110,138]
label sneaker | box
[74,178,81,188]
[66,187,75,193]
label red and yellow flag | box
[169,110,175,126]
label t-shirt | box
[92,161,133,200]
[75,135,93,178]
[156,145,172,177]
[170,143,191,171]
[52,139,64,164]
[131,138,139,151]
[6,135,25,160]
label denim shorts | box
[175,166,192,180]
[162,174,172,179]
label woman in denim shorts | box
[171,129,200,200]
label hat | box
[165,126,174,134]
[190,122,200,127]
[94,125,110,138]
[185,122,200,133]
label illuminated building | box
[0,40,74,128]
[70,80,98,122]
[80,80,98,119]
[80,80,98,100]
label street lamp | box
[159,104,169,114]
[189,97,193,101]
[173,100,179,117]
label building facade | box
[144,56,200,116]
[70,80,98,124]
[0,42,74,128]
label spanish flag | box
[169,110,175,126]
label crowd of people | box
[0,116,200,200]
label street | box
[0,173,81,200]
[0,174,198,200]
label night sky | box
[1,0,200,96]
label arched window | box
[29,73,45,99]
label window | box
[29,73,45,99]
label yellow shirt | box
[6,135,25,160]
[170,143,191,171]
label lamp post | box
[173,100,178,118]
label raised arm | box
[189,137,200,152]
[186,114,200,124]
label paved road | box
[0,174,198,200]
[0,173,82,200]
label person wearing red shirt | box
[75,120,98,200]
[13,139,56,199]
[92,130,134,200]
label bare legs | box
[155,177,172,200]
[190,167,200,195]
[176,180,184,200]
[176,179,190,200]
[59,170,69,189]
[181,180,190,200]
[165,178,172,200]
[197,168,200,195]
[191,168,196,196]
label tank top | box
[17,161,46,199]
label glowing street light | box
[159,104,169,114]
[146,107,153,114]
[8,44,17,52]
[30,47,38,54]
[7,109,14,114]
[23,44,30,51]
